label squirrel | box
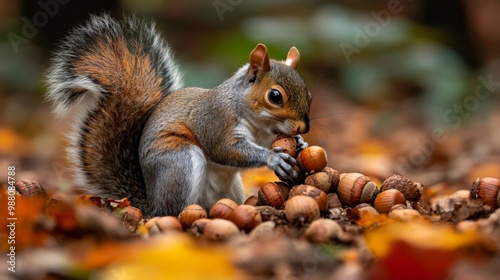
[46,14,312,217]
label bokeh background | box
[1,0,499,195]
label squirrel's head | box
[246,43,311,136]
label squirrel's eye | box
[268,89,283,106]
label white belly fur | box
[186,147,244,210]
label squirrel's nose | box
[296,117,309,134]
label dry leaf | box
[99,234,246,280]
[365,221,494,280]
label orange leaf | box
[0,192,48,251]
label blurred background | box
[0,0,499,195]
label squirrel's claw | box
[268,147,299,181]
[294,135,308,153]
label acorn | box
[380,174,423,202]
[257,182,290,208]
[304,172,332,193]
[327,193,342,209]
[349,203,380,221]
[14,180,47,198]
[178,204,208,230]
[337,173,379,207]
[289,184,328,212]
[388,208,420,221]
[271,135,298,157]
[249,221,277,238]
[285,195,320,225]
[121,206,143,230]
[203,219,240,241]
[229,205,262,233]
[297,146,328,173]
[209,198,238,220]
[189,218,211,236]
[145,217,160,234]
[244,195,259,206]
[304,218,344,243]
[389,204,409,212]
[146,216,182,235]
[373,189,407,214]
[470,177,500,209]
[323,167,340,192]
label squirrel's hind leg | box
[141,145,207,217]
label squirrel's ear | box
[285,47,300,69]
[249,43,270,81]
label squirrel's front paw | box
[294,135,308,153]
[268,147,300,181]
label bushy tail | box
[46,14,183,208]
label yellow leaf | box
[99,234,246,280]
[365,221,490,258]
[241,167,279,188]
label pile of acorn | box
[143,136,500,241]
[141,136,451,242]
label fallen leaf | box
[365,221,490,258]
[0,190,48,251]
[0,127,30,155]
[365,221,494,280]
[98,234,246,280]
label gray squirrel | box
[46,14,311,216]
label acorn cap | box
[304,172,332,193]
[380,174,423,202]
[14,180,47,198]
[289,184,328,212]
[322,167,340,193]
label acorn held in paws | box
[271,135,298,157]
